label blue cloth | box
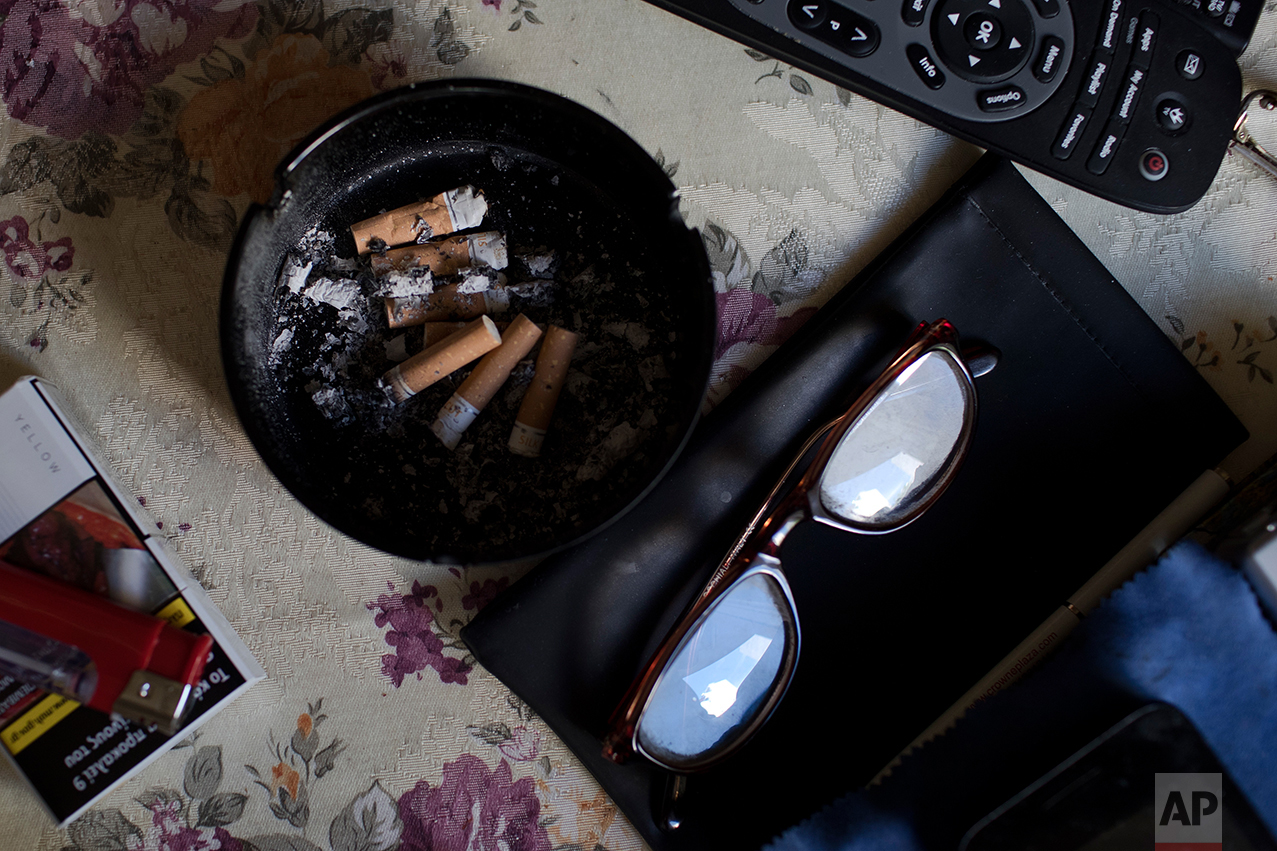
[768,541,1277,850]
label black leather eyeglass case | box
[461,154,1248,851]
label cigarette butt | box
[386,284,513,329]
[509,325,578,457]
[351,186,487,254]
[386,296,430,329]
[420,321,509,349]
[381,316,503,404]
[427,284,502,322]
[420,321,472,348]
[374,236,471,276]
[371,232,508,276]
[431,315,544,450]
[386,288,481,328]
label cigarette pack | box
[0,377,265,826]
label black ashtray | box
[221,80,715,563]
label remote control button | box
[965,13,1003,50]
[907,43,947,89]
[1028,0,1059,18]
[1096,0,1123,53]
[1204,0,1226,17]
[932,0,1034,82]
[1139,148,1169,181]
[1156,97,1191,134]
[1052,104,1092,160]
[902,0,930,26]
[1033,35,1065,82]
[812,4,881,57]
[1177,50,1203,80]
[1111,65,1145,124]
[788,0,828,30]
[1087,121,1126,175]
[1129,11,1157,69]
[978,84,1026,112]
[1076,53,1112,109]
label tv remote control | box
[644,0,1262,213]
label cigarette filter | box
[386,284,514,329]
[420,321,471,348]
[350,186,487,254]
[421,321,509,349]
[381,316,503,404]
[0,559,213,735]
[431,315,544,450]
[371,232,508,276]
[509,325,578,457]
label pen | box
[873,467,1233,783]
[0,559,214,735]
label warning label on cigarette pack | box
[1,695,78,755]
[156,597,196,628]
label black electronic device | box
[643,0,1262,213]
[960,703,1277,851]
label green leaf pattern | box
[1166,313,1277,385]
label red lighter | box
[0,559,212,735]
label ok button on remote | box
[965,14,1002,50]
[933,0,1034,83]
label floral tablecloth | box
[0,1,1275,850]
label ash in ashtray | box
[267,182,685,560]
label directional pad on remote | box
[933,0,1033,82]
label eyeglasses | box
[602,319,982,776]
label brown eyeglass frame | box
[601,319,979,773]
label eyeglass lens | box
[819,349,970,530]
[636,570,796,769]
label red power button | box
[1140,148,1169,181]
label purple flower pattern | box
[367,581,472,687]
[702,221,819,402]
[0,213,86,351]
[0,0,258,139]
[60,691,622,851]
[145,796,244,851]
[0,215,73,281]
[0,0,401,256]
[716,286,813,362]
[462,577,509,612]
[398,755,551,851]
